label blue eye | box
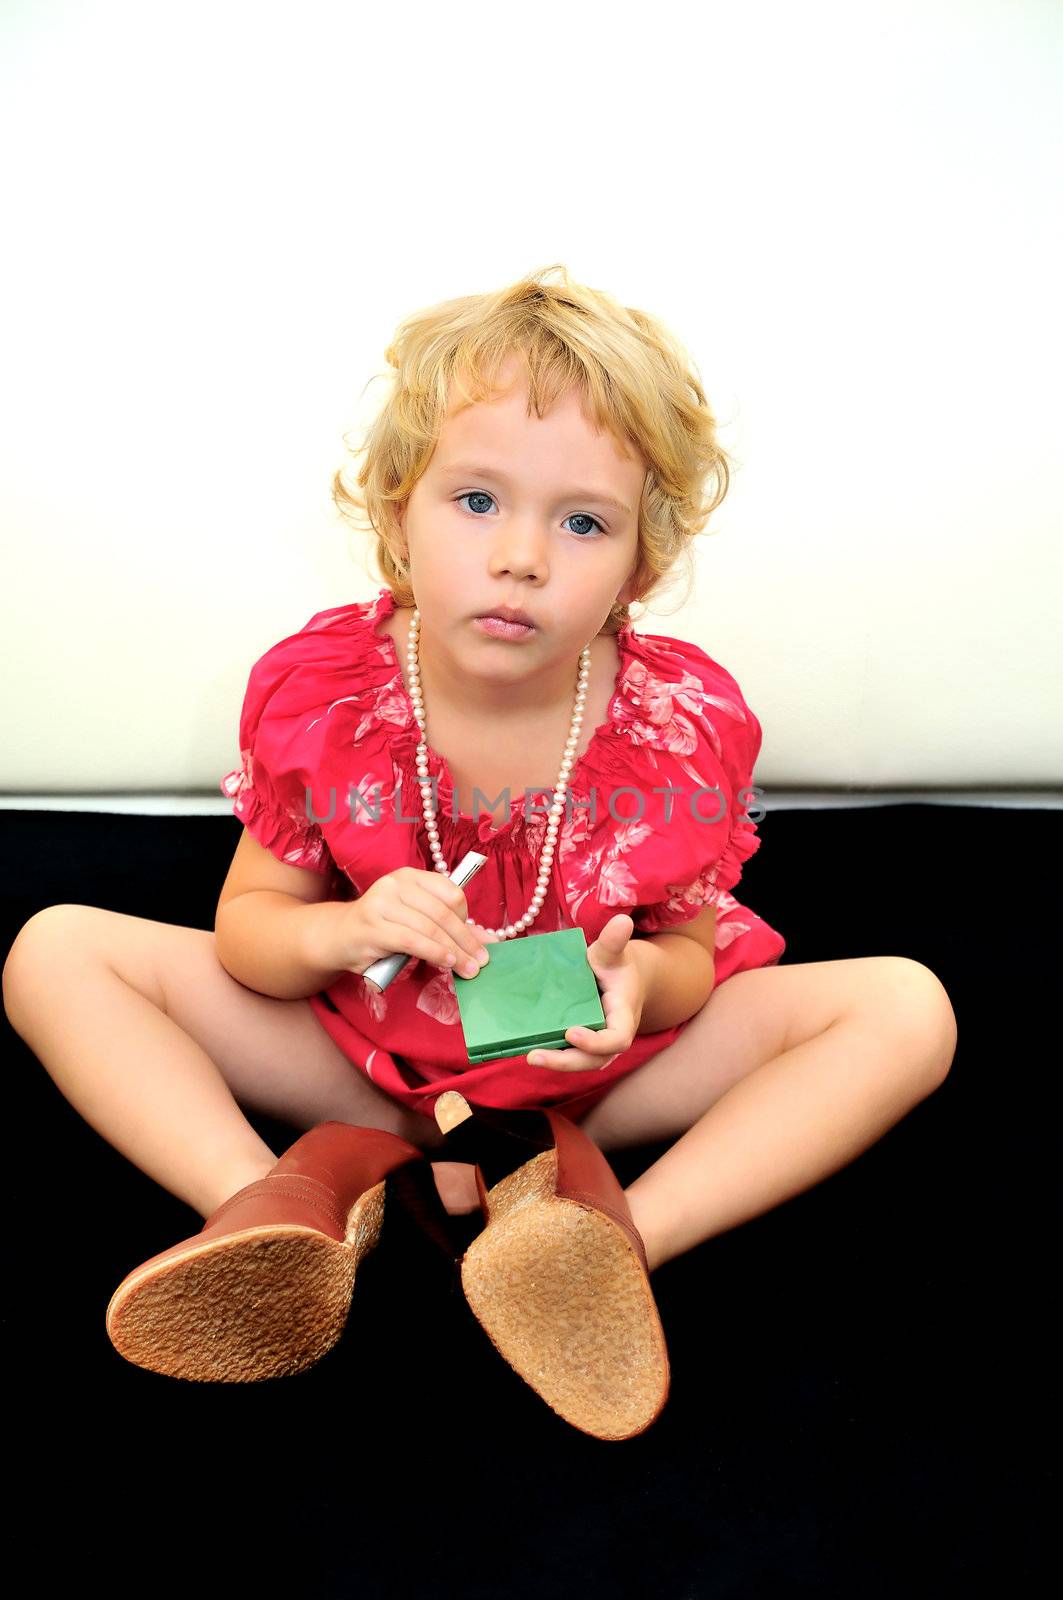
[455,491,604,538]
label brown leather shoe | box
[433,1090,670,1441]
[105,1121,455,1382]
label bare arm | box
[215,892,354,1001]
[213,830,364,1000]
[628,920,716,1034]
[212,829,490,1000]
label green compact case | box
[453,926,607,1065]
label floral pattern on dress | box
[220,746,332,873]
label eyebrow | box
[437,462,632,517]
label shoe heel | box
[433,1090,671,1441]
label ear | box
[616,571,641,610]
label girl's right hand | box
[325,866,499,980]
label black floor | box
[2,802,1056,1597]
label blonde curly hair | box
[332,263,735,635]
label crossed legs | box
[2,911,958,1271]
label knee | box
[3,905,95,1021]
[868,957,958,1087]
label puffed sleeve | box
[628,697,765,935]
[556,630,769,940]
[627,755,758,934]
[219,634,334,875]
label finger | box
[588,913,634,960]
[526,1026,623,1071]
[398,888,489,966]
[410,873,482,944]
[525,1048,601,1072]
[378,907,485,975]
[570,998,634,1048]
[562,1024,626,1053]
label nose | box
[487,516,550,584]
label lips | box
[477,610,536,628]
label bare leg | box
[7,958,279,1219]
[2,906,431,1221]
[625,1008,954,1273]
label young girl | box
[2,265,956,1415]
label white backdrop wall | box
[1,0,1060,798]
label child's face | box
[397,355,645,662]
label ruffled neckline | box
[366,586,638,841]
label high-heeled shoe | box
[433,1090,670,1441]
[105,1120,465,1382]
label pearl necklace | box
[406,608,592,941]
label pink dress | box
[220,586,786,1125]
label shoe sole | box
[459,1149,671,1441]
[104,1180,387,1382]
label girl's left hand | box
[525,914,645,1073]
